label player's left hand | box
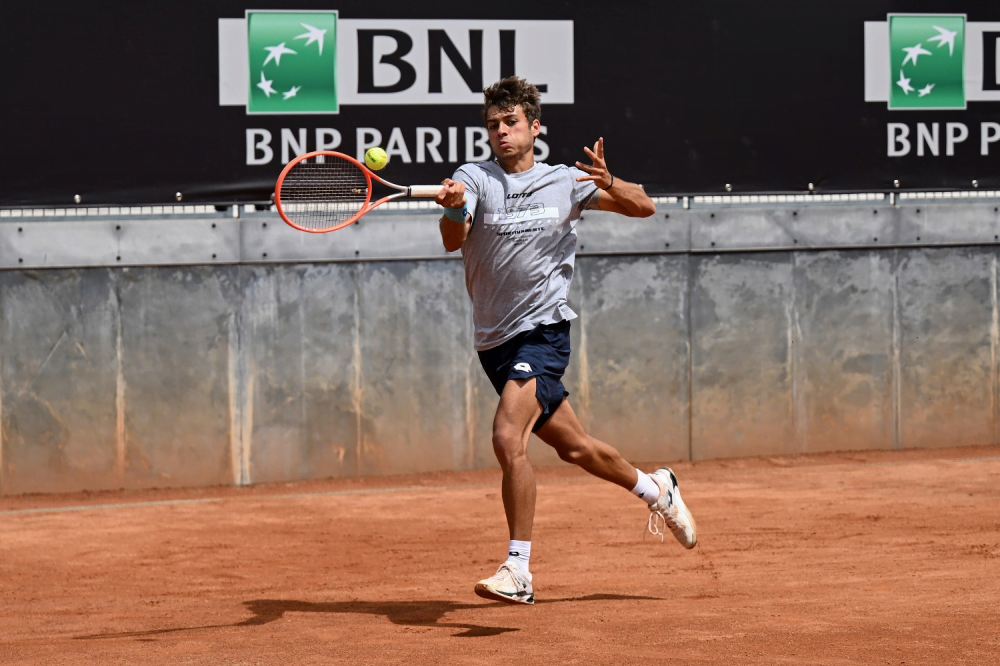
[575,137,612,190]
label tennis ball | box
[365,147,388,171]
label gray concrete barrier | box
[2,200,999,494]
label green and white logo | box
[889,15,965,110]
[247,11,338,114]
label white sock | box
[631,469,660,505]
[506,540,531,575]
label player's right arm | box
[436,178,471,252]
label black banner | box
[2,1,1000,206]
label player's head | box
[482,77,542,163]
[482,76,541,126]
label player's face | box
[485,105,540,162]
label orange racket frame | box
[274,150,442,233]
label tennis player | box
[435,77,697,605]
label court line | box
[2,455,998,518]
[0,481,505,517]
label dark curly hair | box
[481,76,541,125]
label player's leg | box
[474,377,540,605]
[492,377,542,541]
[474,329,547,605]
[536,400,697,548]
[535,399,638,489]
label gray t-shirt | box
[452,160,598,351]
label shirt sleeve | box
[569,166,599,218]
[451,166,480,222]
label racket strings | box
[279,158,370,231]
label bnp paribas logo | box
[247,11,338,114]
[889,15,965,110]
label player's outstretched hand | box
[575,137,613,190]
[436,178,467,209]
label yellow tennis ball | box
[364,147,388,171]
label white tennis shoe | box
[474,561,534,605]
[647,467,698,548]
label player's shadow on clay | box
[73,593,659,639]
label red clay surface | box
[1,446,999,665]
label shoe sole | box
[675,500,698,549]
[474,583,535,605]
[660,467,698,549]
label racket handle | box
[408,185,443,198]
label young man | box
[434,77,697,605]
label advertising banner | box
[2,1,1000,206]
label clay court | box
[1,446,997,665]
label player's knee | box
[492,427,526,468]
[555,440,593,466]
[556,447,583,465]
[556,436,616,469]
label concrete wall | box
[2,201,999,494]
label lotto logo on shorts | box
[888,15,965,110]
[246,11,339,114]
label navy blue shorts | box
[477,320,571,432]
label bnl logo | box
[889,15,964,110]
[219,12,575,114]
[246,12,338,113]
[865,15,1000,110]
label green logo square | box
[247,11,338,114]
[889,15,965,110]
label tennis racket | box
[274,150,443,233]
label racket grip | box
[408,185,443,198]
